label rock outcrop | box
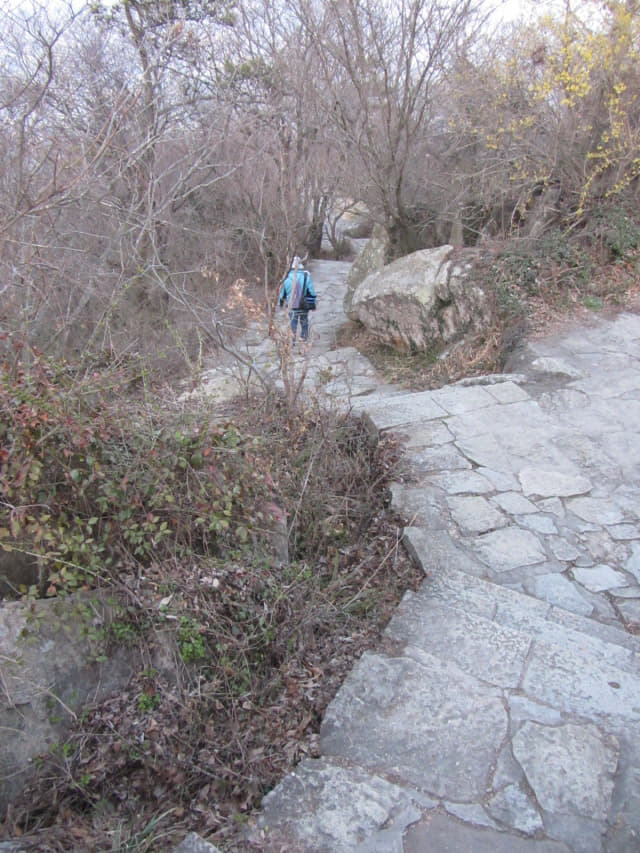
[348,244,492,352]
[343,224,390,316]
[0,594,141,813]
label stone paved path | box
[178,259,640,853]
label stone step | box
[385,590,640,724]
[246,756,435,852]
[246,631,639,850]
[241,594,640,851]
[353,378,533,434]
[351,389,450,432]
[245,755,575,852]
[318,645,636,850]
[403,525,640,655]
[420,561,640,667]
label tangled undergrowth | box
[0,338,421,851]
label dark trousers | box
[289,309,309,341]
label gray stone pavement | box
[183,260,640,852]
[177,259,390,407]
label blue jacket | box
[278,268,316,308]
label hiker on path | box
[278,256,316,344]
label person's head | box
[292,255,302,268]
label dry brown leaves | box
[1,422,421,852]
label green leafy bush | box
[486,230,592,299]
[0,337,272,597]
[592,203,640,262]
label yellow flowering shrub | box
[448,1,640,228]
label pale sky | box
[2,0,563,18]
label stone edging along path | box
[178,258,640,853]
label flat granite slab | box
[249,758,434,852]
[321,650,508,802]
[404,812,572,852]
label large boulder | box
[348,245,492,352]
[0,594,143,813]
[344,224,391,316]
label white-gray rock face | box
[321,650,508,801]
[512,722,619,820]
[348,245,492,352]
[0,595,142,811]
[343,223,390,316]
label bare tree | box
[1,0,485,365]
[13,0,618,375]
[295,0,483,256]
[0,1,248,366]
[0,1,115,347]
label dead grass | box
[337,320,510,390]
